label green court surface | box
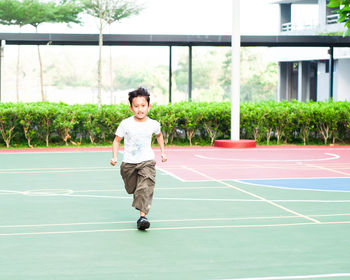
[1,150,350,280]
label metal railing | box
[327,14,340,24]
[281,22,317,32]
[282,22,292,32]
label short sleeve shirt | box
[116,116,161,163]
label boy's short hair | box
[128,87,150,106]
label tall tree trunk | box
[97,14,103,107]
[16,26,22,102]
[16,45,20,102]
[109,44,113,104]
[109,24,113,104]
[36,27,45,101]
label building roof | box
[0,33,350,47]
[271,0,317,4]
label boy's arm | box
[110,136,123,166]
[156,132,167,162]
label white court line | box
[195,153,340,162]
[0,166,112,171]
[56,192,350,203]
[306,163,350,177]
[182,165,321,224]
[23,189,74,196]
[153,176,350,184]
[0,190,25,195]
[158,163,350,183]
[3,213,350,229]
[67,194,262,201]
[0,215,299,229]
[234,179,350,193]
[157,166,186,182]
[3,188,350,203]
[219,272,350,280]
[237,176,350,181]
[313,213,350,217]
[68,194,131,199]
[65,194,263,202]
[164,148,350,151]
[0,169,117,174]
[2,221,350,237]
[1,147,350,155]
[74,186,229,193]
[0,186,222,196]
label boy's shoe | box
[137,216,150,230]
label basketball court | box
[1,146,350,279]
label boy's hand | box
[161,154,167,162]
[110,158,118,166]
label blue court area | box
[241,177,350,192]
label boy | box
[110,87,167,231]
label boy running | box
[110,87,167,230]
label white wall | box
[334,58,350,101]
[317,61,330,101]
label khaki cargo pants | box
[120,160,156,215]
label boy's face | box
[130,96,150,121]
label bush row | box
[0,100,349,148]
[240,100,350,145]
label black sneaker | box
[137,216,150,230]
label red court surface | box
[1,145,350,181]
[153,146,350,181]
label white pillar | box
[231,0,240,140]
[298,62,303,102]
[318,0,327,30]
[0,40,5,103]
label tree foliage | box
[0,0,83,101]
[220,48,277,102]
[328,0,350,36]
[0,0,22,26]
[81,0,142,106]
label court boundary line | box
[306,163,350,177]
[218,272,350,280]
[4,188,350,203]
[158,166,350,183]
[1,220,350,237]
[157,166,186,182]
[0,169,118,174]
[181,165,321,224]
[195,153,340,162]
[0,215,300,228]
[1,146,350,155]
[2,213,350,229]
[235,179,350,193]
[4,187,350,203]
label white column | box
[318,0,327,31]
[231,0,240,140]
[298,62,302,102]
[0,40,5,103]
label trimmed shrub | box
[1,100,350,148]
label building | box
[273,0,350,101]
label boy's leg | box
[120,162,138,194]
[133,160,156,215]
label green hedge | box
[0,100,350,148]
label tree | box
[0,0,83,102]
[23,0,83,101]
[82,0,141,106]
[0,0,25,102]
[0,0,21,26]
[328,0,350,36]
[220,48,277,102]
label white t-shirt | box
[115,116,161,163]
